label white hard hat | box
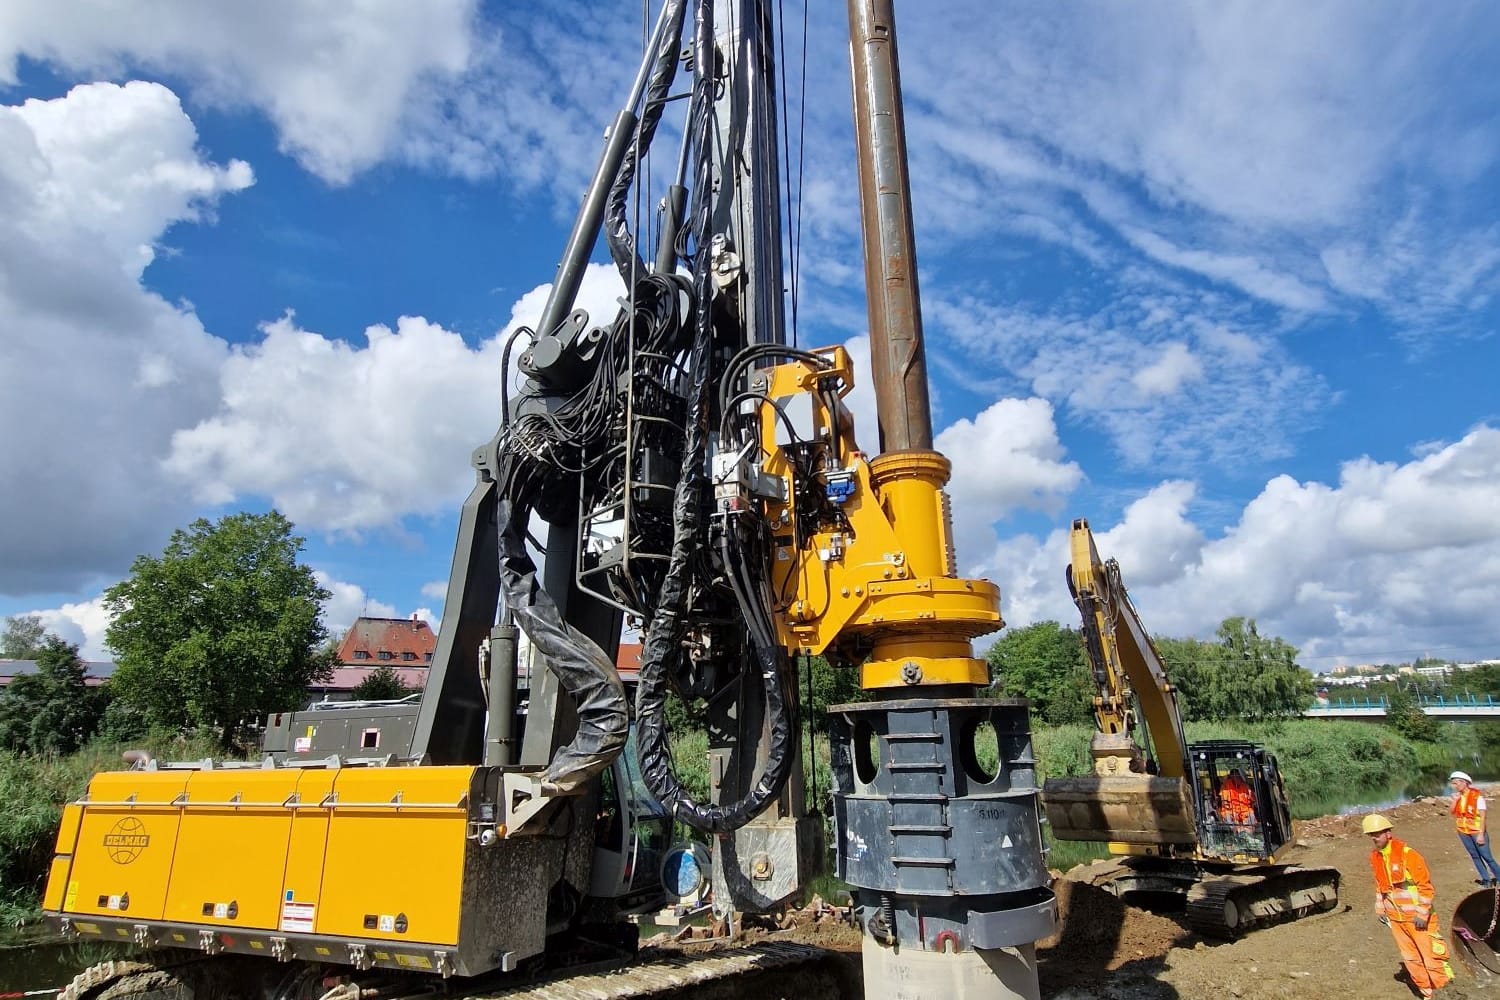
[1451,771,1474,784]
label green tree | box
[351,664,413,701]
[985,621,1093,726]
[0,615,47,659]
[803,655,864,731]
[1154,635,1213,720]
[1157,618,1314,723]
[103,511,333,747]
[0,636,106,754]
[1387,685,1441,742]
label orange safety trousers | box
[1385,913,1451,995]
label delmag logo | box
[104,817,150,865]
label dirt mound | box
[1037,879,1192,992]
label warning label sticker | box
[280,900,315,933]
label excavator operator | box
[1219,768,1255,827]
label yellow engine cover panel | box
[279,769,337,935]
[316,766,474,945]
[162,770,304,929]
[42,804,84,912]
[64,771,191,920]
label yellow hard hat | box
[1362,814,1394,835]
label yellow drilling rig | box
[42,2,1055,998]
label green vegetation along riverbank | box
[1037,719,1491,817]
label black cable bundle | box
[631,0,797,834]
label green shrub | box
[668,728,711,806]
[1034,725,1093,782]
[0,751,94,926]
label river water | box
[1328,753,1500,817]
[6,757,1499,991]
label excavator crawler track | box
[1185,865,1341,939]
[58,942,847,1000]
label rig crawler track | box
[61,942,846,1000]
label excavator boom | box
[1043,519,1195,847]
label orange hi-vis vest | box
[1371,838,1434,924]
[1222,777,1254,824]
[1454,787,1484,836]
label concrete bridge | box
[1304,693,1500,721]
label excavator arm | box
[1043,518,1197,847]
[1043,521,1342,938]
[1067,518,1191,781]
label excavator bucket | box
[1042,774,1198,845]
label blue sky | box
[3,1,1499,672]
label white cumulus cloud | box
[993,427,1500,667]
[0,82,251,595]
[0,1,474,185]
[165,265,627,534]
[937,398,1084,577]
[316,572,398,637]
[29,596,113,662]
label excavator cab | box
[1190,741,1293,863]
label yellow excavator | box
[1042,518,1340,938]
[38,2,1054,999]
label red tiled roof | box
[335,616,435,666]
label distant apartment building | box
[311,616,436,701]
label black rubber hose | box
[605,0,687,284]
[495,494,627,792]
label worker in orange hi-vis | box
[1364,814,1453,998]
[1219,767,1255,826]
[1450,770,1500,886]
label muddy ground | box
[683,791,1500,999]
[1036,792,1500,999]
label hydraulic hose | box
[606,0,688,284]
[495,495,627,792]
[630,0,796,833]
